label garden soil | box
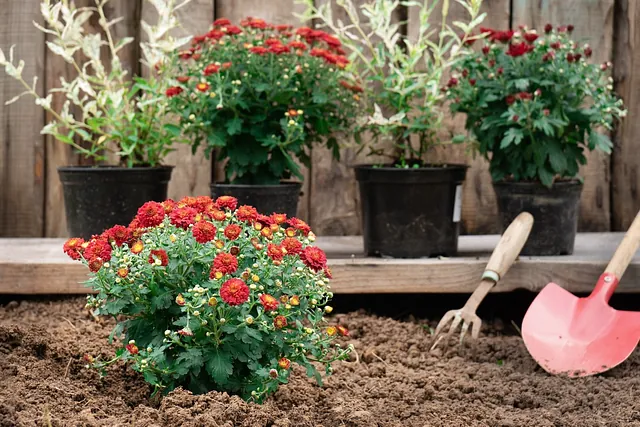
[1,298,639,427]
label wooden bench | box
[1,234,638,294]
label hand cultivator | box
[431,212,534,350]
[522,210,640,377]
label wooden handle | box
[604,210,640,278]
[484,212,534,278]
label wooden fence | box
[1,0,638,238]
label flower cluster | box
[446,24,626,187]
[165,17,361,185]
[69,195,350,402]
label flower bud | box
[325,306,333,313]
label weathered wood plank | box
[1,233,638,294]
[0,0,46,237]
[140,0,214,201]
[408,0,510,235]
[612,0,640,231]
[512,0,615,232]
[213,0,310,221]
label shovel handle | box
[604,210,640,278]
[484,212,534,280]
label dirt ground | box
[1,297,639,427]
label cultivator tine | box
[430,310,456,351]
[460,321,471,344]
[470,316,483,340]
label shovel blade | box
[522,282,640,377]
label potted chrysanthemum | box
[0,0,191,239]
[300,0,485,258]
[446,24,625,255]
[165,17,361,217]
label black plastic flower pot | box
[211,182,302,217]
[355,164,468,258]
[493,180,583,256]
[58,166,173,239]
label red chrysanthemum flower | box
[224,224,242,240]
[161,199,177,214]
[215,196,238,211]
[482,45,490,55]
[236,205,258,222]
[220,278,250,306]
[278,357,291,369]
[269,44,290,54]
[196,82,210,92]
[544,23,553,33]
[176,293,186,306]
[125,343,139,355]
[117,267,128,278]
[507,42,534,57]
[170,207,198,229]
[63,237,85,260]
[523,32,539,43]
[260,293,279,311]
[506,95,516,105]
[489,29,514,43]
[213,18,231,26]
[192,34,207,44]
[300,246,327,272]
[296,26,313,37]
[88,257,105,273]
[103,225,132,247]
[84,238,112,262]
[266,243,285,261]
[287,217,311,236]
[148,249,169,266]
[274,315,288,329]
[249,46,269,55]
[136,201,165,227]
[288,40,307,50]
[276,24,292,32]
[203,63,220,75]
[322,34,341,48]
[205,29,225,40]
[324,266,333,279]
[281,237,302,255]
[265,38,282,46]
[192,221,217,243]
[211,252,238,276]
[517,91,533,101]
[224,25,242,35]
[222,61,232,69]
[270,213,287,224]
[166,86,183,97]
[176,76,190,83]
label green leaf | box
[226,117,243,136]
[312,91,328,104]
[207,130,227,148]
[150,292,173,312]
[108,323,124,344]
[175,348,204,376]
[588,132,613,154]
[547,144,568,174]
[163,124,182,137]
[500,128,524,149]
[514,79,529,90]
[205,348,234,385]
[538,166,554,188]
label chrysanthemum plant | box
[0,0,192,167]
[65,196,350,402]
[446,25,626,187]
[165,17,361,185]
[298,0,485,168]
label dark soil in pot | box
[58,166,173,240]
[211,182,302,217]
[2,297,639,426]
[355,164,467,258]
[493,180,583,256]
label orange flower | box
[224,224,242,240]
[222,61,232,70]
[271,213,287,224]
[215,196,238,211]
[274,315,288,329]
[326,326,337,336]
[125,343,139,355]
[278,357,291,369]
[260,294,279,311]
[267,243,285,261]
[63,237,85,260]
[287,109,298,117]
[117,267,129,278]
[261,227,273,240]
[289,295,300,306]
[176,293,186,306]
[336,325,349,337]
[196,82,210,92]
[130,240,144,254]
[236,205,258,222]
[203,63,220,75]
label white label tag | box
[453,185,462,223]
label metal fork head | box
[430,308,483,351]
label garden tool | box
[522,210,640,377]
[431,212,534,350]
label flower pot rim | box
[212,181,302,189]
[57,165,174,172]
[492,179,582,187]
[353,163,469,171]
